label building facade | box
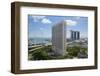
[52,21,66,56]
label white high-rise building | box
[52,21,66,56]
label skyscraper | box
[52,21,66,56]
[70,30,80,40]
[71,30,74,40]
[74,31,77,40]
[77,31,80,39]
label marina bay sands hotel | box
[70,30,80,40]
[52,21,80,56]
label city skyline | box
[28,15,88,39]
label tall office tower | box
[74,31,77,40]
[52,21,66,56]
[71,30,74,40]
[75,31,80,40]
[71,30,76,40]
[77,32,80,39]
[70,31,80,40]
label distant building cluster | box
[70,30,80,40]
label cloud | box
[41,18,52,24]
[76,17,81,20]
[65,20,77,26]
[31,16,45,22]
[31,16,52,24]
[39,28,44,31]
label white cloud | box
[65,20,77,26]
[31,15,52,24]
[39,28,44,31]
[32,16,45,19]
[31,16,45,22]
[41,18,52,24]
[76,16,81,20]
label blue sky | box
[28,15,88,39]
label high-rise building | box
[77,31,80,39]
[52,21,66,56]
[70,30,80,40]
[71,30,74,40]
[74,31,77,40]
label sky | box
[28,15,88,39]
